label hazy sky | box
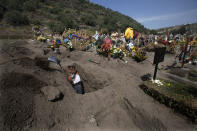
[90,0,197,29]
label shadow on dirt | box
[0,72,47,131]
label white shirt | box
[72,74,81,84]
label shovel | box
[48,56,63,70]
[88,58,100,64]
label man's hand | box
[68,75,72,81]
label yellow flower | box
[168,83,171,87]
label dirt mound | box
[0,72,47,131]
[13,57,35,67]
[12,57,49,70]
[4,46,33,57]
[73,63,107,93]
[94,98,167,130]
[2,40,33,58]
[122,98,167,131]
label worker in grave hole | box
[67,65,84,94]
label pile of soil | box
[0,72,47,131]
[13,57,35,67]
[3,45,33,58]
[12,57,49,70]
[2,40,33,58]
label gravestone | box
[153,47,166,80]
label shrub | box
[5,11,29,26]
[39,0,46,3]
[47,21,55,29]
[149,29,157,35]
[101,23,118,33]
[0,7,5,20]
[52,24,65,34]
[64,18,78,29]
[65,9,70,14]
[23,0,40,12]
[31,19,41,25]
[7,0,24,11]
[101,15,118,32]
[81,15,96,26]
[48,21,65,34]
[120,22,130,31]
[171,26,186,35]
[49,5,62,14]
[56,14,78,29]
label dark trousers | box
[73,82,84,94]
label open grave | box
[71,63,109,93]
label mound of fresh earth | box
[12,57,50,70]
[13,57,35,67]
[0,72,47,131]
[3,40,33,57]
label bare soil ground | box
[0,39,196,131]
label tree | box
[7,0,25,11]
[171,26,186,35]
[5,10,29,26]
[48,21,65,34]
[23,0,40,12]
[120,22,130,32]
[0,6,5,20]
[101,15,118,32]
[31,19,41,25]
[81,15,96,26]
[178,26,186,35]
[150,29,157,35]
[56,12,78,29]
[49,5,62,14]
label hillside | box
[0,0,148,34]
[157,22,197,35]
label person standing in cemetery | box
[101,37,111,60]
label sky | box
[89,0,197,29]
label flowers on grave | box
[151,79,163,86]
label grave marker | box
[153,47,166,80]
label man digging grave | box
[67,65,84,94]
